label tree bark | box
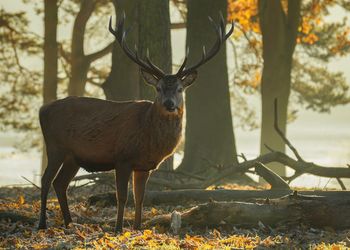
[138,0,172,100]
[102,0,139,101]
[67,0,114,97]
[137,0,174,171]
[41,0,58,174]
[145,193,350,229]
[67,0,95,96]
[88,189,350,207]
[178,0,238,174]
[258,0,301,177]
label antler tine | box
[108,17,118,38]
[109,15,165,78]
[145,53,165,76]
[219,12,226,34]
[225,22,235,40]
[220,12,234,40]
[176,47,189,76]
[177,14,232,77]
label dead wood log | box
[0,211,36,224]
[145,192,350,229]
[88,189,350,207]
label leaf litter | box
[0,185,349,249]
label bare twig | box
[255,162,290,190]
[201,156,226,170]
[237,153,247,162]
[323,178,332,190]
[264,144,275,153]
[86,42,114,62]
[21,176,41,190]
[274,99,304,162]
[284,171,303,184]
[336,178,346,190]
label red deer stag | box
[38,13,234,232]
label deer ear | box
[182,71,197,88]
[141,69,158,86]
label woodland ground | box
[0,184,349,249]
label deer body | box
[38,13,233,232]
[40,96,182,173]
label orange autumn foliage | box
[227,0,350,49]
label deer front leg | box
[115,166,132,232]
[133,170,150,230]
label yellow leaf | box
[18,195,25,205]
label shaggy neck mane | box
[144,102,183,145]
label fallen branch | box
[0,211,36,224]
[88,189,350,207]
[274,99,303,162]
[255,162,290,190]
[145,192,350,229]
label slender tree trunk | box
[41,0,58,174]
[138,0,174,171]
[177,0,238,174]
[258,0,301,177]
[102,0,139,101]
[67,0,113,97]
[67,0,95,96]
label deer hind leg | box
[38,148,65,230]
[53,156,80,227]
[133,171,150,230]
[115,166,132,232]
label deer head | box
[109,13,234,114]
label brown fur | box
[40,96,182,171]
[38,96,183,231]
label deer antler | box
[176,13,234,78]
[109,13,165,79]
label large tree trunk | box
[177,0,238,174]
[41,0,58,174]
[138,0,172,100]
[138,0,174,171]
[102,0,139,101]
[258,0,301,177]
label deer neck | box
[146,102,183,143]
[149,102,183,127]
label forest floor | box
[0,184,349,249]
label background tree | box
[41,0,58,173]
[258,0,301,176]
[0,8,42,136]
[177,0,238,175]
[227,0,350,176]
[102,0,139,101]
[67,0,113,97]
[138,0,172,100]
[43,0,58,105]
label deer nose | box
[163,100,176,112]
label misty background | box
[1,1,349,188]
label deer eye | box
[156,87,161,92]
[178,87,183,93]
